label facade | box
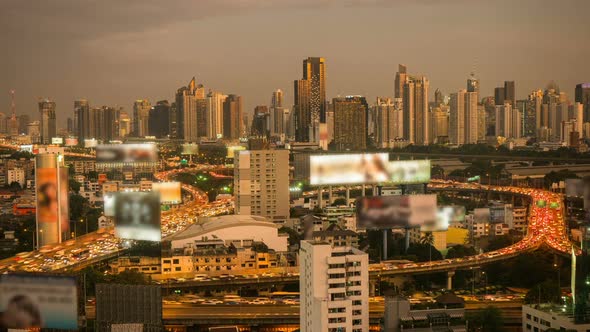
[206,91,227,139]
[299,240,369,332]
[294,57,326,142]
[333,96,368,151]
[133,99,151,137]
[148,100,170,138]
[575,83,590,122]
[430,105,449,144]
[522,304,590,332]
[234,149,289,223]
[465,91,479,144]
[175,77,205,141]
[7,168,25,187]
[223,94,243,140]
[38,99,57,144]
[449,90,466,145]
[495,103,522,139]
[402,74,430,145]
[374,97,403,148]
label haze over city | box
[2,0,590,126]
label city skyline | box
[2,0,589,127]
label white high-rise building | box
[234,149,290,223]
[449,90,466,145]
[206,91,227,139]
[270,107,290,140]
[495,102,522,139]
[133,99,151,137]
[575,102,584,136]
[373,97,403,148]
[271,89,284,108]
[465,91,479,144]
[300,240,369,332]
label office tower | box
[467,73,479,93]
[575,83,590,122]
[196,98,207,139]
[465,91,479,144]
[206,91,227,139]
[175,77,205,141]
[28,121,40,143]
[95,106,120,142]
[561,121,574,144]
[333,96,368,151]
[495,103,521,139]
[271,89,284,108]
[299,240,369,332]
[148,100,170,138]
[8,90,18,136]
[394,64,407,99]
[481,96,495,136]
[169,102,178,139]
[544,88,562,141]
[294,57,326,142]
[374,97,403,148]
[449,90,466,145]
[133,99,151,137]
[66,117,73,134]
[17,114,29,135]
[494,87,505,106]
[575,102,584,137]
[325,105,334,145]
[270,107,290,140]
[38,99,56,144]
[233,149,289,223]
[35,153,69,247]
[434,88,444,106]
[223,94,243,139]
[251,105,270,137]
[504,81,516,106]
[477,104,486,141]
[119,112,131,138]
[526,90,543,136]
[430,105,449,144]
[0,113,6,134]
[403,75,430,145]
[74,99,90,141]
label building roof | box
[164,214,278,242]
[312,224,357,238]
[435,293,465,305]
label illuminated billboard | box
[310,153,390,185]
[152,182,182,204]
[36,167,59,245]
[51,137,63,145]
[227,145,246,158]
[104,193,115,217]
[387,160,431,184]
[355,194,437,230]
[114,192,161,242]
[84,138,98,148]
[474,208,490,223]
[96,144,157,163]
[565,178,584,197]
[0,274,77,330]
[427,206,466,232]
[65,138,78,146]
[59,167,70,241]
[181,143,199,155]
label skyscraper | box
[148,100,171,138]
[373,97,403,148]
[402,74,430,145]
[333,96,368,151]
[133,99,151,137]
[467,73,479,93]
[175,77,205,141]
[294,57,326,142]
[495,103,521,139]
[223,94,243,140]
[271,89,284,109]
[575,83,590,122]
[234,149,289,223]
[38,99,56,144]
[206,91,227,139]
[504,81,516,106]
[74,99,90,141]
[434,88,444,106]
[430,105,449,143]
[251,105,270,137]
[299,240,369,332]
[8,90,18,136]
[465,91,479,144]
[449,90,466,145]
[494,87,505,106]
[394,64,407,99]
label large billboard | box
[181,143,199,155]
[152,182,182,204]
[355,194,437,230]
[36,167,59,245]
[428,206,466,232]
[84,138,98,148]
[0,274,77,330]
[51,137,63,145]
[227,145,246,159]
[64,138,78,146]
[565,178,584,198]
[59,167,70,241]
[96,144,157,163]
[387,160,431,184]
[104,193,115,217]
[310,153,390,185]
[114,192,161,242]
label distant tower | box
[8,90,18,136]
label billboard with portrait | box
[387,160,431,184]
[36,168,59,245]
[152,182,182,204]
[0,274,77,330]
[96,144,157,163]
[114,192,161,242]
[310,153,390,185]
[428,206,466,232]
[104,193,115,217]
[59,167,70,241]
[356,194,437,230]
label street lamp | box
[482,271,488,298]
[39,229,44,249]
[554,263,561,302]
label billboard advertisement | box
[181,143,199,155]
[19,145,33,153]
[84,138,98,148]
[152,182,182,204]
[104,193,115,217]
[565,178,584,198]
[0,274,77,329]
[114,192,161,242]
[51,137,63,145]
[310,153,390,185]
[36,167,59,245]
[355,194,437,230]
[227,145,246,158]
[387,160,431,184]
[429,206,466,232]
[96,144,157,163]
[474,208,490,223]
[59,167,70,241]
[64,138,78,146]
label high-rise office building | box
[294,57,326,142]
[575,102,584,136]
[373,97,403,148]
[119,112,131,138]
[196,98,207,139]
[504,81,516,106]
[543,88,562,141]
[271,89,284,108]
[74,99,90,141]
[495,103,521,139]
[465,91,479,144]
[206,91,227,139]
[430,105,449,144]
[270,107,290,140]
[233,149,289,223]
[449,90,466,145]
[494,87,505,106]
[394,64,407,99]
[223,94,243,140]
[527,90,543,136]
[133,99,151,137]
[467,73,479,93]
[251,106,270,137]
[402,74,430,145]
[434,88,444,106]
[95,106,120,142]
[175,77,205,141]
[18,114,29,136]
[333,96,368,151]
[575,83,590,122]
[8,90,18,137]
[38,99,56,144]
[148,100,171,138]
[299,240,369,332]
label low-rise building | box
[109,256,161,274]
[312,224,359,248]
[522,304,590,332]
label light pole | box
[482,271,488,298]
[554,263,560,302]
[39,229,44,248]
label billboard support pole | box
[405,227,410,252]
[383,229,388,260]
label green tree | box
[69,194,90,223]
[446,245,476,259]
[69,179,81,193]
[525,280,560,304]
[544,170,579,189]
[420,232,434,246]
[279,226,301,247]
[332,198,348,206]
[467,305,505,332]
[8,181,21,194]
[485,235,514,252]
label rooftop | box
[164,215,278,242]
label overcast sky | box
[1,0,589,128]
